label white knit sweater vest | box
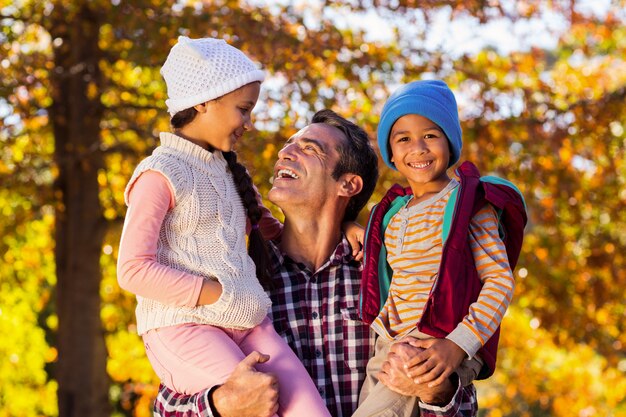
[124,132,271,334]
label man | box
[153,110,477,417]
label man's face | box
[268,123,346,210]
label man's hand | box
[212,351,279,417]
[403,338,466,388]
[378,341,457,405]
[377,341,424,396]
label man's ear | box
[338,174,363,198]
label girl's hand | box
[402,338,466,387]
[342,221,365,261]
[197,279,223,306]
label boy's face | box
[389,114,451,195]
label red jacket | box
[359,161,527,379]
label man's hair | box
[311,109,379,222]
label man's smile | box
[275,168,300,179]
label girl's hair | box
[170,107,197,129]
[171,108,273,290]
[222,151,272,289]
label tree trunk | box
[48,3,110,416]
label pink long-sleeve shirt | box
[117,170,282,307]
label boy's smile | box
[390,114,451,199]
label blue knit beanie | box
[377,80,462,170]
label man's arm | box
[154,384,215,417]
[377,341,478,417]
[418,382,478,417]
[154,352,279,417]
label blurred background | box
[1,0,625,416]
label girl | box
[117,36,330,417]
[354,80,516,417]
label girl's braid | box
[222,151,272,290]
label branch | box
[104,104,162,112]
[101,142,155,157]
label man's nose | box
[277,142,297,160]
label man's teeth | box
[277,168,299,179]
[408,161,432,168]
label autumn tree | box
[1,0,625,416]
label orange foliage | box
[1,0,625,416]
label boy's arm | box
[342,221,365,261]
[400,204,514,386]
[446,204,515,358]
[400,205,514,385]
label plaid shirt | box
[153,381,477,417]
[153,237,478,417]
[419,382,478,417]
[266,238,373,417]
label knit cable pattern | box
[124,132,271,334]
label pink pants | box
[142,317,330,417]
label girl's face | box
[193,82,261,152]
[389,113,451,196]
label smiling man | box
[153,109,377,417]
[152,110,478,417]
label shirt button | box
[318,388,324,395]
[316,350,322,358]
[311,276,317,283]
[312,311,318,319]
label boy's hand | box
[342,221,364,261]
[390,336,424,362]
[378,340,457,406]
[403,338,467,387]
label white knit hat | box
[160,36,265,116]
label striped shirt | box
[372,179,514,358]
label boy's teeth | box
[409,161,432,168]
[277,169,299,179]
